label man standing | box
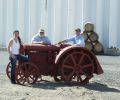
[59,28,85,47]
[32,29,51,45]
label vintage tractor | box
[6,43,103,85]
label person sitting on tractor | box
[58,28,85,47]
[31,29,61,81]
[32,29,51,45]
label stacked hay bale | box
[82,22,104,54]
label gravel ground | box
[0,51,120,100]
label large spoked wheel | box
[60,50,94,85]
[16,62,39,85]
[6,62,12,79]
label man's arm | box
[75,36,85,47]
[32,41,43,44]
[44,36,51,45]
[31,35,37,44]
[79,36,85,47]
[58,37,74,44]
[31,35,43,44]
[32,36,51,45]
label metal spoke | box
[79,76,82,82]
[82,64,93,69]
[30,69,36,73]
[18,75,25,81]
[27,65,32,72]
[22,78,26,84]
[27,78,30,84]
[80,70,89,78]
[78,54,85,65]
[24,65,28,71]
[67,71,75,81]
[29,75,34,80]
[62,64,74,70]
[70,54,76,65]
[19,76,26,82]
[76,72,80,82]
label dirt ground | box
[0,51,120,100]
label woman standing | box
[7,30,28,84]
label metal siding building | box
[0,0,120,50]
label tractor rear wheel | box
[60,50,94,85]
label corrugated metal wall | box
[0,0,120,50]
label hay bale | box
[94,41,103,52]
[82,32,88,41]
[89,32,98,42]
[84,22,94,32]
[85,41,93,51]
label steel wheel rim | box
[16,62,39,85]
[6,62,11,79]
[61,51,94,85]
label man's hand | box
[42,42,51,45]
[32,41,51,45]
[58,41,63,45]
[58,40,66,44]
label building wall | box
[0,0,120,50]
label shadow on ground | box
[84,82,120,93]
[31,80,120,93]
[31,80,68,90]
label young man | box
[32,29,51,45]
[59,28,85,47]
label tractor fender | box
[55,46,103,75]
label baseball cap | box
[39,29,44,33]
[75,28,81,32]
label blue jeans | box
[10,54,28,83]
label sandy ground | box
[0,51,120,100]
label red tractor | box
[6,44,103,85]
